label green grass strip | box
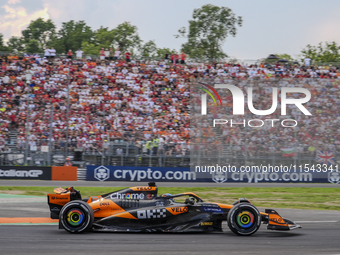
[0,186,339,211]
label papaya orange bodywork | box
[48,193,70,206]
[215,203,233,210]
[268,213,288,226]
[87,197,126,218]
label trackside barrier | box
[86,166,195,182]
[52,166,78,181]
[195,169,339,184]
[77,168,87,181]
[0,166,51,180]
[86,165,339,184]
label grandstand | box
[0,53,339,167]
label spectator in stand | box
[59,139,65,152]
[174,52,179,64]
[135,139,143,154]
[10,113,17,128]
[70,139,77,151]
[304,56,312,66]
[44,47,50,59]
[75,48,83,59]
[145,140,152,155]
[114,48,121,60]
[64,157,72,166]
[165,141,175,156]
[0,137,5,152]
[116,147,123,155]
[50,47,56,60]
[152,136,159,155]
[157,137,165,155]
[17,137,24,152]
[125,51,131,62]
[164,52,169,62]
[170,53,175,64]
[104,48,110,60]
[103,140,109,154]
[308,145,316,155]
[109,48,114,61]
[180,52,187,64]
[99,48,105,61]
[67,50,73,59]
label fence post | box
[24,98,31,166]
[48,101,53,166]
[65,70,70,159]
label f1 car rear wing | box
[47,187,82,219]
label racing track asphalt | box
[0,194,339,255]
[0,221,339,255]
[0,180,340,188]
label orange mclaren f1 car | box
[47,182,301,235]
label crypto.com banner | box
[86,165,196,182]
[85,165,340,183]
[190,78,339,184]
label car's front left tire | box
[59,200,94,233]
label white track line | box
[294,221,338,223]
[222,221,338,225]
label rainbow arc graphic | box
[198,82,222,106]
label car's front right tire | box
[227,203,261,236]
[59,200,94,233]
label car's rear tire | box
[59,200,94,233]
[227,203,261,236]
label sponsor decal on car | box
[51,196,69,200]
[133,187,155,191]
[201,207,223,213]
[200,222,213,226]
[269,217,286,225]
[166,206,188,215]
[110,192,145,200]
[137,209,167,219]
[147,194,155,199]
[155,201,164,206]
[170,207,188,213]
[201,203,219,207]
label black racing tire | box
[59,200,94,233]
[227,203,261,236]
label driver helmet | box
[185,197,195,205]
[162,193,174,202]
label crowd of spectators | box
[0,51,339,160]
[191,77,340,160]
